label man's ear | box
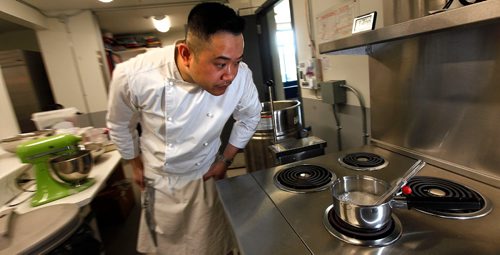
[177,43,191,67]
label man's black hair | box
[187,2,245,41]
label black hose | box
[443,0,454,9]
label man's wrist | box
[216,154,233,167]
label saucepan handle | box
[392,196,482,210]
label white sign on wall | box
[316,0,360,44]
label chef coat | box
[107,44,262,188]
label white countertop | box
[0,150,123,214]
[0,149,28,180]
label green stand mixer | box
[16,134,96,207]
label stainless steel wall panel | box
[369,22,500,186]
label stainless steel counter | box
[216,148,500,254]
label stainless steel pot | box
[332,175,392,229]
[331,175,484,230]
[244,100,302,172]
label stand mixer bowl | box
[50,150,93,184]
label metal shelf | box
[319,1,500,55]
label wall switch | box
[320,80,347,105]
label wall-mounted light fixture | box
[151,15,171,33]
[98,0,113,3]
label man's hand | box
[129,156,145,190]
[203,144,239,181]
[203,161,227,181]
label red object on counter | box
[402,185,412,195]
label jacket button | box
[203,142,208,146]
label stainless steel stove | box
[216,145,500,254]
[216,13,500,253]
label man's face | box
[186,32,244,96]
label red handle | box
[402,185,412,195]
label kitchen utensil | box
[331,175,483,229]
[143,178,158,247]
[266,80,278,144]
[374,160,426,205]
[0,208,15,237]
[0,130,54,153]
[50,150,93,185]
[16,134,96,207]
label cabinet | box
[91,163,136,225]
[0,50,55,132]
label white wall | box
[0,66,20,137]
[1,3,109,131]
[37,11,109,114]
[293,0,384,107]
[291,0,385,151]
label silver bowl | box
[0,135,38,153]
[0,130,55,153]
[50,150,94,184]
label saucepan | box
[331,163,482,230]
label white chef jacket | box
[107,44,261,187]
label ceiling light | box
[151,15,171,33]
[99,0,113,3]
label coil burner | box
[406,176,492,219]
[323,205,402,247]
[274,164,336,193]
[338,152,389,171]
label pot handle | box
[392,196,482,211]
[374,160,426,205]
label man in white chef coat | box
[106,2,262,254]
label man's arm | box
[107,63,143,188]
[106,63,141,160]
[129,156,145,190]
[203,143,240,181]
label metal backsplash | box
[368,21,500,187]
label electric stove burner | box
[338,152,389,171]
[323,204,402,247]
[406,176,492,219]
[274,164,336,193]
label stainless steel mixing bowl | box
[50,150,94,184]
